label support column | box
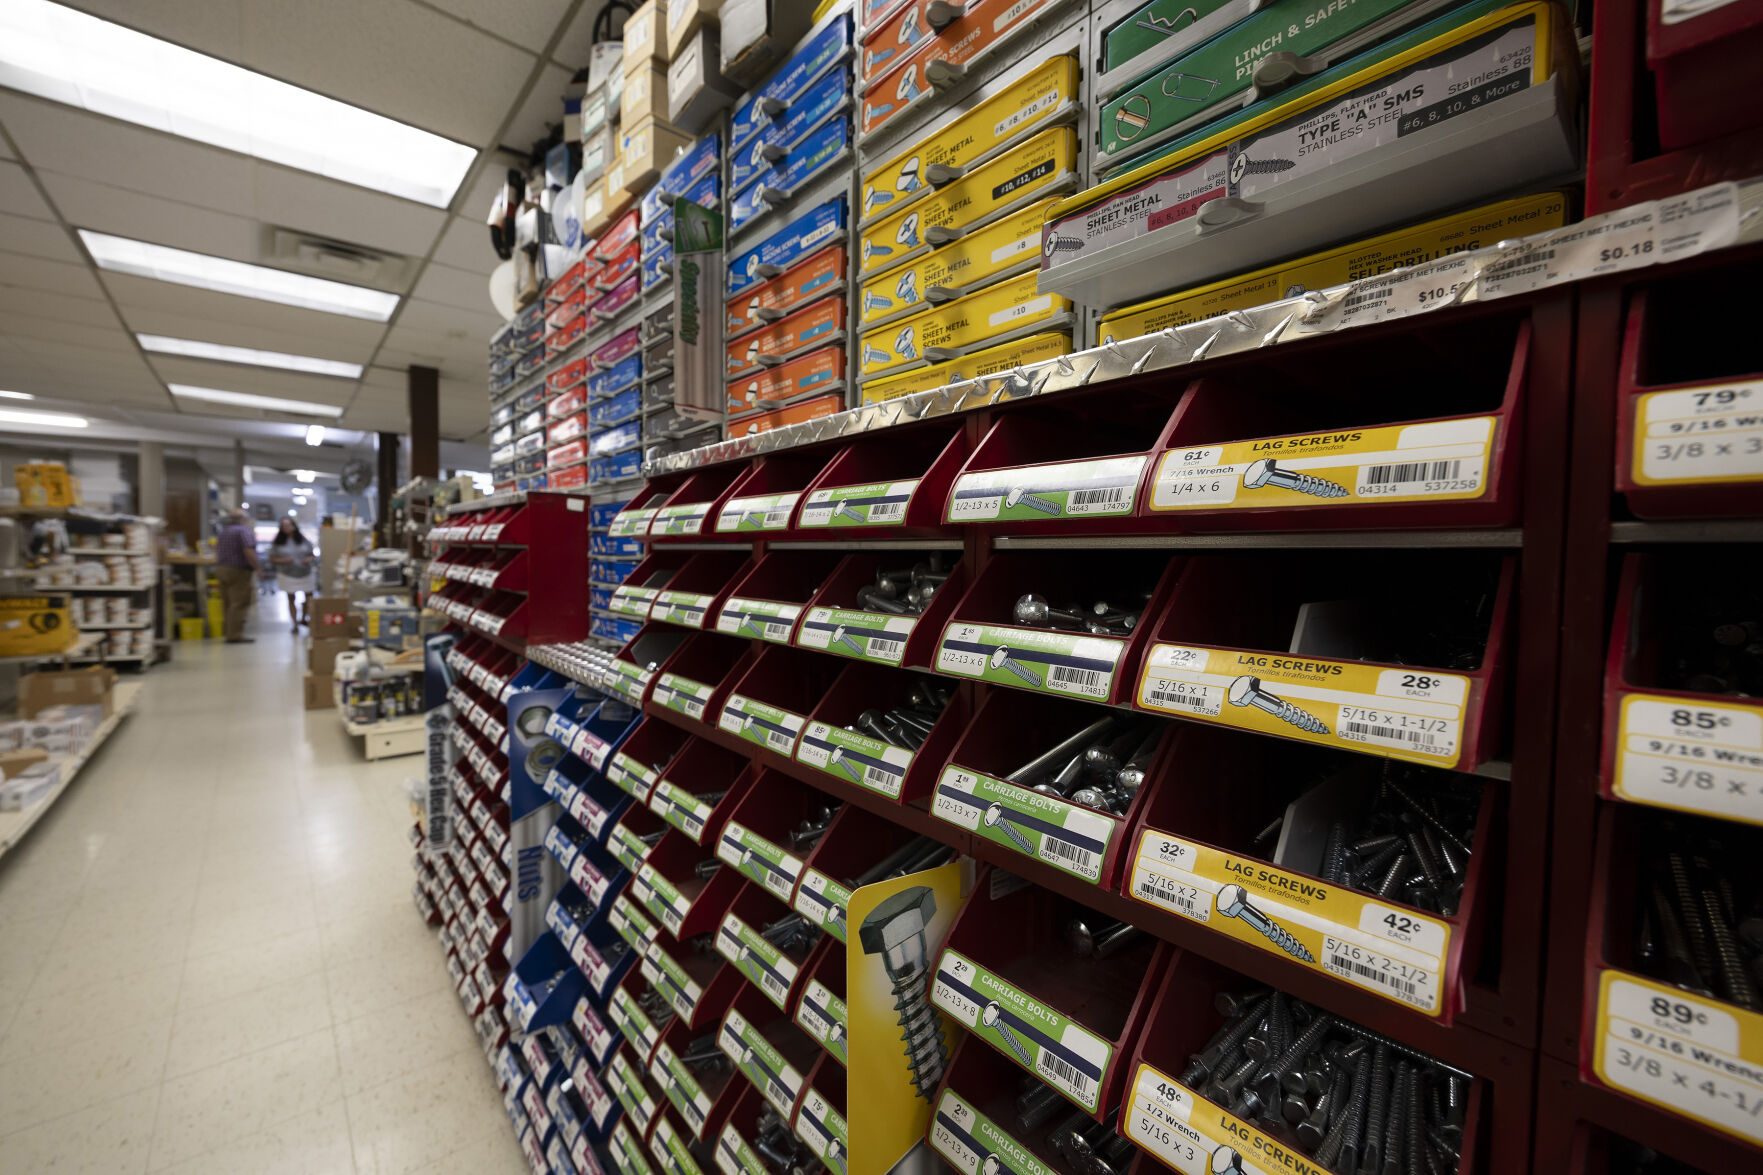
[376,431,399,545]
[408,365,439,480]
[232,440,246,511]
[138,441,164,518]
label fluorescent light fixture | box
[0,407,87,429]
[80,232,399,321]
[287,508,297,516]
[0,390,35,400]
[168,384,345,418]
[137,334,363,378]
[305,425,325,446]
[0,1,476,207]
[294,470,317,483]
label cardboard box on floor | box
[309,636,352,677]
[303,673,333,710]
[309,597,359,639]
[21,666,114,721]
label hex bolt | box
[1321,822,1348,883]
[1213,989,1269,1020]
[640,830,666,846]
[1387,783,1472,859]
[1268,1013,1337,1098]
[1013,594,1088,630]
[1375,852,1412,899]
[988,645,1045,686]
[1216,884,1317,962]
[1315,1048,1370,1169]
[1228,676,1330,735]
[1212,1051,1260,1107]
[1242,458,1349,499]
[1404,1065,1426,1175]
[1066,917,1146,959]
[1003,485,1062,515]
[1666,851,1717,983]
[1184,994,1268,1084]
[858,887,947,1100]
[1211,1145,1247,1175]
[1297,1065,1348,1148]
[982,803,1036,853]
[755,1136,796,1169]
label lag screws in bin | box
[855,557,954,617]
[1304,766,1481,918]
[1179,988,1470,1175]
[1634,818,1763,1012]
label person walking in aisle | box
[214,508,259,644]
[268,517,318,632]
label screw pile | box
[1634,818,1763,1010]
[842,835,958,891]
[854,557,954,616]
[636,986,676,1029]
[1661,612,1763,696]
[1179,988,1470,1175]
[1013,591,1149,636]
[1002,715,1163,815]
[758,911,823,957]
[1039,1104,1137,1175]
[844,680,950,750]
[752,1107,823,1174]
[1302,765,1483,918]
[788,803,843,852]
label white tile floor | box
[0,607,529,1174]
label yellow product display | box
[858,272,1071,380]
[860,128,1077,279]
[0,595,74,656]
[859,56,1079,223]
[14,462,75,508]
[858,200,1054,330]
[1098,191,1570,342]
[862,332,1072,402]
[1124,829,1453,1014]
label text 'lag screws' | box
[1180,989,1470,1175]
[1634,817,1763,1012]
[1003,715,1162,815]
[856,556,955,617]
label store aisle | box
[0,610,527,1174]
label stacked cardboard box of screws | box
[1183,991,1469,1175]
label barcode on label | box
[767,730,793,752]
[864,764,902,790]
[763,509,791,527]
[1068,486,1130,511]
[1342,720,1445,750]
[1147,682,1217,712]
[1136,874,1207,920]
[1049,665,1107,694]
[761,971,788,1002]
[869,500,906,521]
[1038,1051,1095,1102]
[1362,460,1463,485]
[767,1081,790,1109]
[1041,836,1097,873]
[764,621,792,640]
[867,638,904,660]
[1329,954,1419,1001]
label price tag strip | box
[652,590,718,628]
[609,1051,661,1134]
[719,1008,807,1120]
[716,1123,769,1175]
[611,985,663,1059]
[634,862,693,938]
[719,694,807,755]
[1127,830,1449,1014]
[794,869,853,944]
[576,993,622,1066]
[650,779,719,843]
[607,660,654,706]
[650,1116,707,1175]
[609,825,655,876]
[1594,971,1763,1147]
[655,673,715,722]
[795,979,849,1065]
[938,621,1127,701]
[933,765,1115,883]
[567,784,618,839]
[1125,1062,1295,1175]
[1150,417,1496,511]
[796,608,916,667]
[610,584,661,618]
[930,1089,1058,1175]
[573,726,616,773]
[568,849,614,910]
[796,721,915,798]
[568,925,617,996]
[572,1051,619,1131]
[946,456,1148,523]
[1610,693,1763,825]
[651,1041,716,1138]
[612,1120,656,1175]
[718,821,806,902]
[652,502,714,536]
[716,492,804,533]
[1631,379,1763,487]
[1137,644,1471,768]
[793,1084,848,1172]
[717,597,805,644]
[858,200,1056,330]
[643,939,707,1023]
[609,751,662,803]
[799,480,918,528]
[859,271,1073,380]
[860,56,1078,226]
[717,911,803,1009]
[931,948,1111,1112]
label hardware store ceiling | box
[0,0,611,448]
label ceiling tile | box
[0,318,139,354]
[422,0,578,54]
[432,215,502,274]
[503,62,574,153]
[0,161,55,221]
[410,261,495,314]
[0,211,82,263]
[41,171,263,265]
[252,168,448,262]
[396,297,504,339]
[551,0,620,68]
[100,272,389,350]
[0,286,119,327]
[0,250,108,300]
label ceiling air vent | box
[264,228,414,288]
